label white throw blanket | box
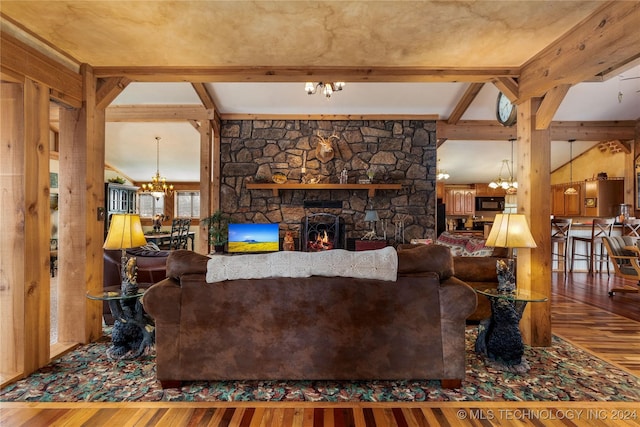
[206,247,398,283]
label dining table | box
[144,231,195,250]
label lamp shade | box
[103,214,147,250]
[485,214,537,249]
[364,210,379,222]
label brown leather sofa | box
[103,247,170,324]
[143,245,477,389]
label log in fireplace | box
[301,213,344,251]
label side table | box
[355,239,387,251]
[87,290,154,359]
[474,288,548,371]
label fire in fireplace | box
[308,230,333,251]
[301,213,343,252]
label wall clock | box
[496,92,517,126]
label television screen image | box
[227,223,280,253]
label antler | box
[315,132,339,143]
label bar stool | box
[623,218,640,241]
[551,218,572,274]
[570,218,614,274]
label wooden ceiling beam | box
[96,77,130,109]
[219,113,439,121]
[0,31,82,107]
[191,83,216,110]
[520,1,640,99]
[535,84,572,130]
[437,120,517,141]
[492,77,519,102]
[550,121,636,141]
[93,66,520,83]
[105,104,209,121]
[437,119,637,141]
[105,105,438,122]
[447,83,484,125]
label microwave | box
[475,196,505,212]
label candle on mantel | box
[301,151,307,174]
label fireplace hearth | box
[301,213,344,251]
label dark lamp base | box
[496,258,516,293]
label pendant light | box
[141,137,174,199]
[436,159,450,180]
[564,139,578,195]
[488,139,517,193]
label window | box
[138,193,165,218]
[175,191,200,218]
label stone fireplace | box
[219,119,437,246]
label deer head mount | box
[315,133,339,163]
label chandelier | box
[304,82,345,99]
[141,137,174,199]
[489,139,518,194]
[436,160,450,180]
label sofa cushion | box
[453,256,501,282]
[396,243,454,280]
[127,246,171,257]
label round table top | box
[475,288,548,302]
[86,290,145,301]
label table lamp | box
[485,213,537,293]
[103,213,147,295]
[364,209,380,239]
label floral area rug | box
[1,329,639,402]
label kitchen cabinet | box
[551,183,583,216]
[445,187,475,216]
[474,183,506,197]
[584,178,624,217]
[105,183,139,236]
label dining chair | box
[50,238,58,277]
[161,218,192,250]
[570,218,615,275]
[551,218,572,274]
[623,218,640,240]
[602,236,640,296]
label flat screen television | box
[227,223,280,253]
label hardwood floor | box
[2,402,640,426]
[2,272,639,426]
[552,271,640,322]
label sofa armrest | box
[166,249,209,279]
[142,278,182,324]
[439,276,477,321]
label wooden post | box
[0,78,50,382]
[198,117,213,254]
[57,64,104,343]
[0,82,26,382]
[22,78,52,371]
[517,98,552,347]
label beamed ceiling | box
[1,1,639,184]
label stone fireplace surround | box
[219,119,437,246]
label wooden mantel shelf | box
[246,183,403,197]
